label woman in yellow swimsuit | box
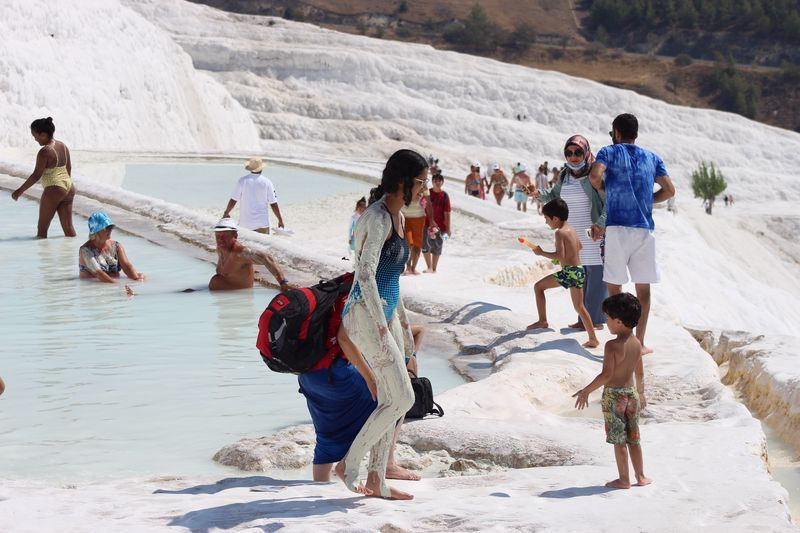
[11,117,77,238]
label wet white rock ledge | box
[689,328,800,454]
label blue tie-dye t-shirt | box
[595,144,668,230]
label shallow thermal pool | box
[0,192,466,481]
[120,160,371,210]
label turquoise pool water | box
[0,192,465,481]
[122,161,370,209]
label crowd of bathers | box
[7,112,675,499]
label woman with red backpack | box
[334,149,429,500]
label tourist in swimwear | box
[488,163,509,205]
[513,163,532,212]
[11,117,77,238]
[335,149,427,500]
[464,161,482,198]
[78,211,145,286]
[209,218,292,291]
[534,135,607,330]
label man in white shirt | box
[222,158,284,234]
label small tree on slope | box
[691,162,727,215]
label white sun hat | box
[214,217,238,232]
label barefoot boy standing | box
[574,293,652,489]
[526,198,599,348]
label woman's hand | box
[11,189,21,201]
[590,224,603,241]
[135,273,146,281]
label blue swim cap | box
[88,211,114,234]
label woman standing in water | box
[11,117,77,238]
[335,149,427,500]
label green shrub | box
[674,53,693,66]
[691,162,727,214]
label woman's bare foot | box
[582,338,600,348]
[334,460,373,495]
[568,321,585,330]
[641,345,654,355]
[635,475,653,486]
[386,464,422,481]
[365,472,413,500]
[605,478,631,489]
[526,320,548,330]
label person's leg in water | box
[569,287,599,348]
[634,283,652,354]
[527,274,559,329]
[55,184,77,237]
[335,309,415,499]
[37,186,68,238]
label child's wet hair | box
[542,198,569,221]
[602,293,641,328]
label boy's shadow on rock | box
[539,485,616,498]
[166,496,364,533]
[154,476,317,495]
[496,338,602,363]
[442,301,510,325]
[458,328,537,356]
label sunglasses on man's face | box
[564,149,584,158]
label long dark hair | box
[368,149,428,206]
[31,117,55,139]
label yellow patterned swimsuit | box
[40,143,72,192]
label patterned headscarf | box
[563,134,595,177]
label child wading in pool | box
[526,198,599,348]
[573,293,652,489]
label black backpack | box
[405,371,444,419]
[257,272,354,374]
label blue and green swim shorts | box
[553,264,586,289]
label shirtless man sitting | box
[209,218,292,291]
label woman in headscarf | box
[534,135,607,329]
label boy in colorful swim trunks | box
[526,198,599,348]
[573,293,652,489]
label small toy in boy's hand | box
[517,236,541,253]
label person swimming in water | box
[12,117,77,238]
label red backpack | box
[257,272,354,374]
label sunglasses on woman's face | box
[564,149,584,158]
[415,178,428,184]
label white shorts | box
[603,226,660,285]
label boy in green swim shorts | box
[526,198,599,348]
[573,293,652,489]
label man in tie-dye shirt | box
[589,114,675,354]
